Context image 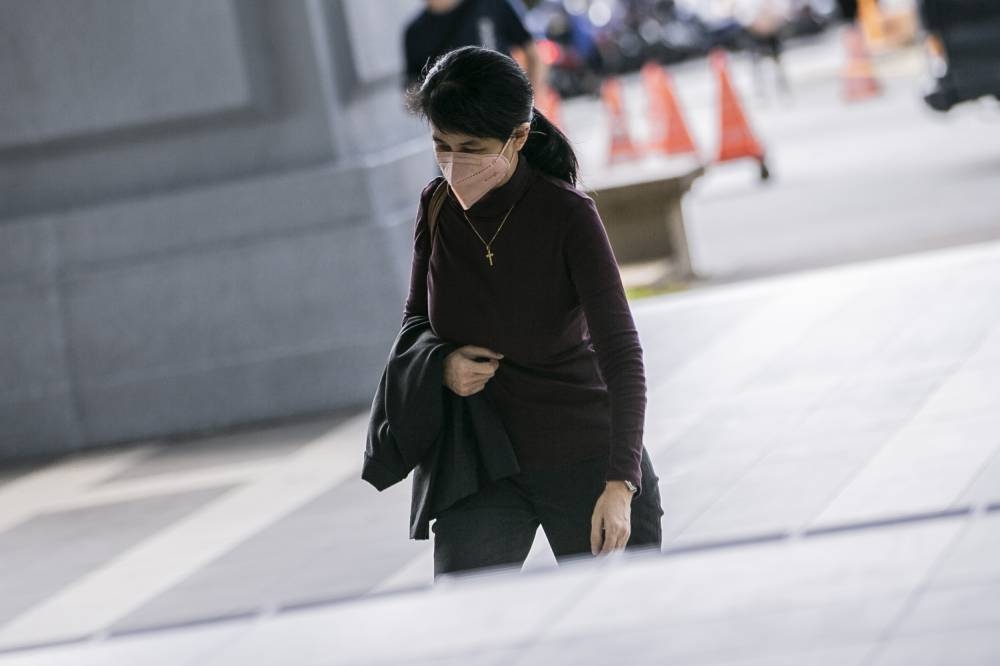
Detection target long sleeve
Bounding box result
[564,196,647,494]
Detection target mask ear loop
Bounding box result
[500,134,515,160]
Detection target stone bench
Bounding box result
[584,155,705,280]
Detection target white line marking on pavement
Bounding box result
[40,459,281,512]
[0,413,369,650]
[0,444,164,534]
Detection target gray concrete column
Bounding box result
[0,0,432,457]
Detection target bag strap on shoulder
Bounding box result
[427,180,450,243]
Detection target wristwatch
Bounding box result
[623,480,638,494]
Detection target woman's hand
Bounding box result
[591,481,633,555]
[443,345,504,397]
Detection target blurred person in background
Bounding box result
[403,47,664,578]
[734,0,793,96]
[403,0,546,92]
[677,0,791,94]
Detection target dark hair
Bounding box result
[406,46,579,186]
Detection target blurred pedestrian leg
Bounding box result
[736,0,793,100]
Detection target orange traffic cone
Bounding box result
[711,50,769,180]
[857,0,885,50]
[601,77,642,165]
[841,26,882,102]
[641,62,699,158]
[537,86,564,131]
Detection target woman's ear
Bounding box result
[514,122,531,151]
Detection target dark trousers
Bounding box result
[432,446,664,579]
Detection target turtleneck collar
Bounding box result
[461,153,533,219]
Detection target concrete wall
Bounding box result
[0,0,431,458]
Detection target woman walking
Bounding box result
[403,46,663,578]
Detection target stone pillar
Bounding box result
[0,0,431,457]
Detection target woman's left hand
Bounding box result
[590,481,633,556]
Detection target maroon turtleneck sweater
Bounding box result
[403,156,647,494]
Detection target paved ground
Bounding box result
[1,237,998,664]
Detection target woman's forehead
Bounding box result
[430,126,493,144]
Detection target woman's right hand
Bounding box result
[443,345,504,397]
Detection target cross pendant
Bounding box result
[485,247,495,267]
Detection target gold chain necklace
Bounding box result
[459,201,517,267]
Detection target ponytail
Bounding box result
[524,108,579,186]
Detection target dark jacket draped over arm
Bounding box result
[363,315,520,539]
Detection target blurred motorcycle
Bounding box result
[918,0,1000,111]
[526,0,605,97]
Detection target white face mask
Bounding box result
[435,136,514,210]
